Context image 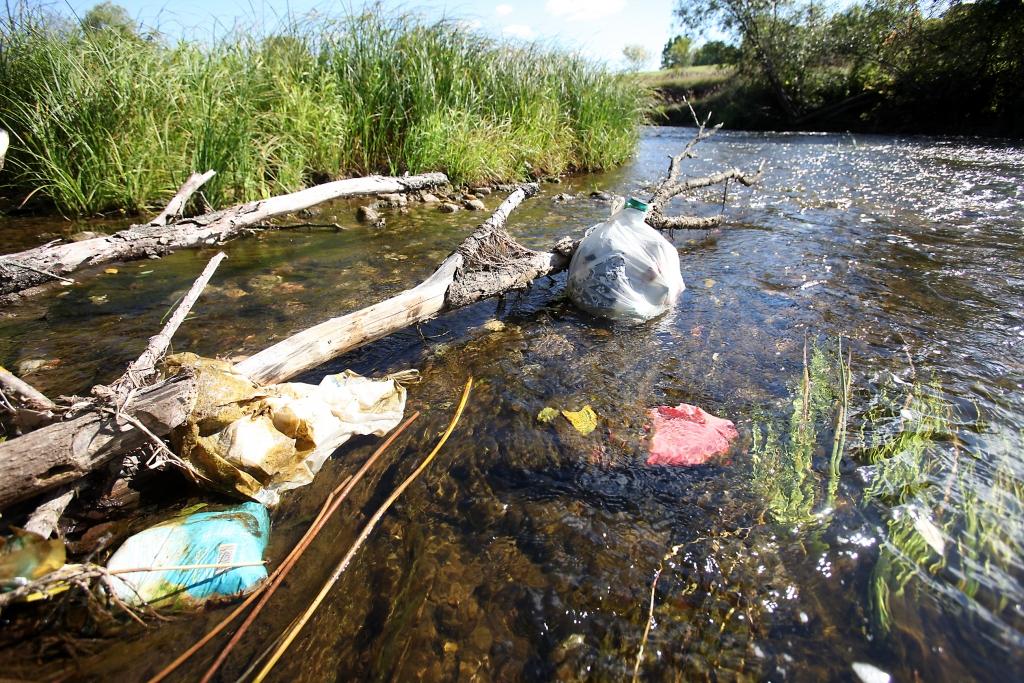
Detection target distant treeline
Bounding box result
[660,0,1023,136]
[0,4,642,216]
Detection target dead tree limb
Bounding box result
[0,376,196,510]
[0,183,555,510]
[0,366,55,412]
[0,172,449,303]
[0,366,56,432]
[236,183,556,383]
[646,99,764,231]
[112,252,226,397]
[23,488,76,538]
[148,170,216,227]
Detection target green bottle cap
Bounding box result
[625,197,649,212]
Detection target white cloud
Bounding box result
[495,4,514,16]
[545,0,625,22]
[502,24,537,40]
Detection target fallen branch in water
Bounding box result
[0,367,54,413]
[0,365,57,434]
[0,171,449,303]
[0,184,541,511]
[646,98,764,231]
[147,170,216,227]
[110,251,226,401]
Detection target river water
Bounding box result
[1,127,1022,681]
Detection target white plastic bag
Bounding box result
[566,198,685,322]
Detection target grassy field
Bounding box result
[0,9,644,216]
[637,66,739,126]
[638,65,734,95]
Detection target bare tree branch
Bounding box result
[148,170,216,227]
[646,98,765,231]
[111,252,226,398]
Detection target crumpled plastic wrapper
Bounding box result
[164,354,411,506]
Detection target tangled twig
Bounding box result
[646,98,765,232]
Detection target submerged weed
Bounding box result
[859,381,1024,641]
[750,340,844,525]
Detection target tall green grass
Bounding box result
[0,8,643,216]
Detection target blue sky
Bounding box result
[58,0,712,70]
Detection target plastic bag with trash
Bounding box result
[106,502,269,609]
[566,197,685,322]
[0,528,65,590]
[166,354,412,506]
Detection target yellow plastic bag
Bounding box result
[166,354,411,506]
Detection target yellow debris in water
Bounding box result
[104,268,118,274]
[537,407,559,423]
[561,405,598,435]
[704,278,715,288]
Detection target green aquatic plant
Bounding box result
[0,7,643,215]
[750,340,845,525]
[862,382,1024,638]
[861,382,953,506]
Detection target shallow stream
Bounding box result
[1,126,1022,681]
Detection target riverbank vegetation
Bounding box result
[0,5,643,216]
[650,0,1023,136]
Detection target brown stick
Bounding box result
[193,412,420,683]
[646,97,764,231]
[23,488,76,538]
[0,171,449,302]
[0,366,55,412]
[632,565,663,683]
[113,251,226,395]
[148,170,216,227]
[0,366,57,434]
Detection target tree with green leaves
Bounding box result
[675,0,807,120]
[82,2,138,39]
[691,40,740,66]
[661,35,693,69]
[622,44,651,72]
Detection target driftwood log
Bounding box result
[0,172,448,303]
[0,184,569,510]
[0,365,56,432]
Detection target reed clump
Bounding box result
[0,7,643,216]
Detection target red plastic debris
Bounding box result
[647,404,738,466]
